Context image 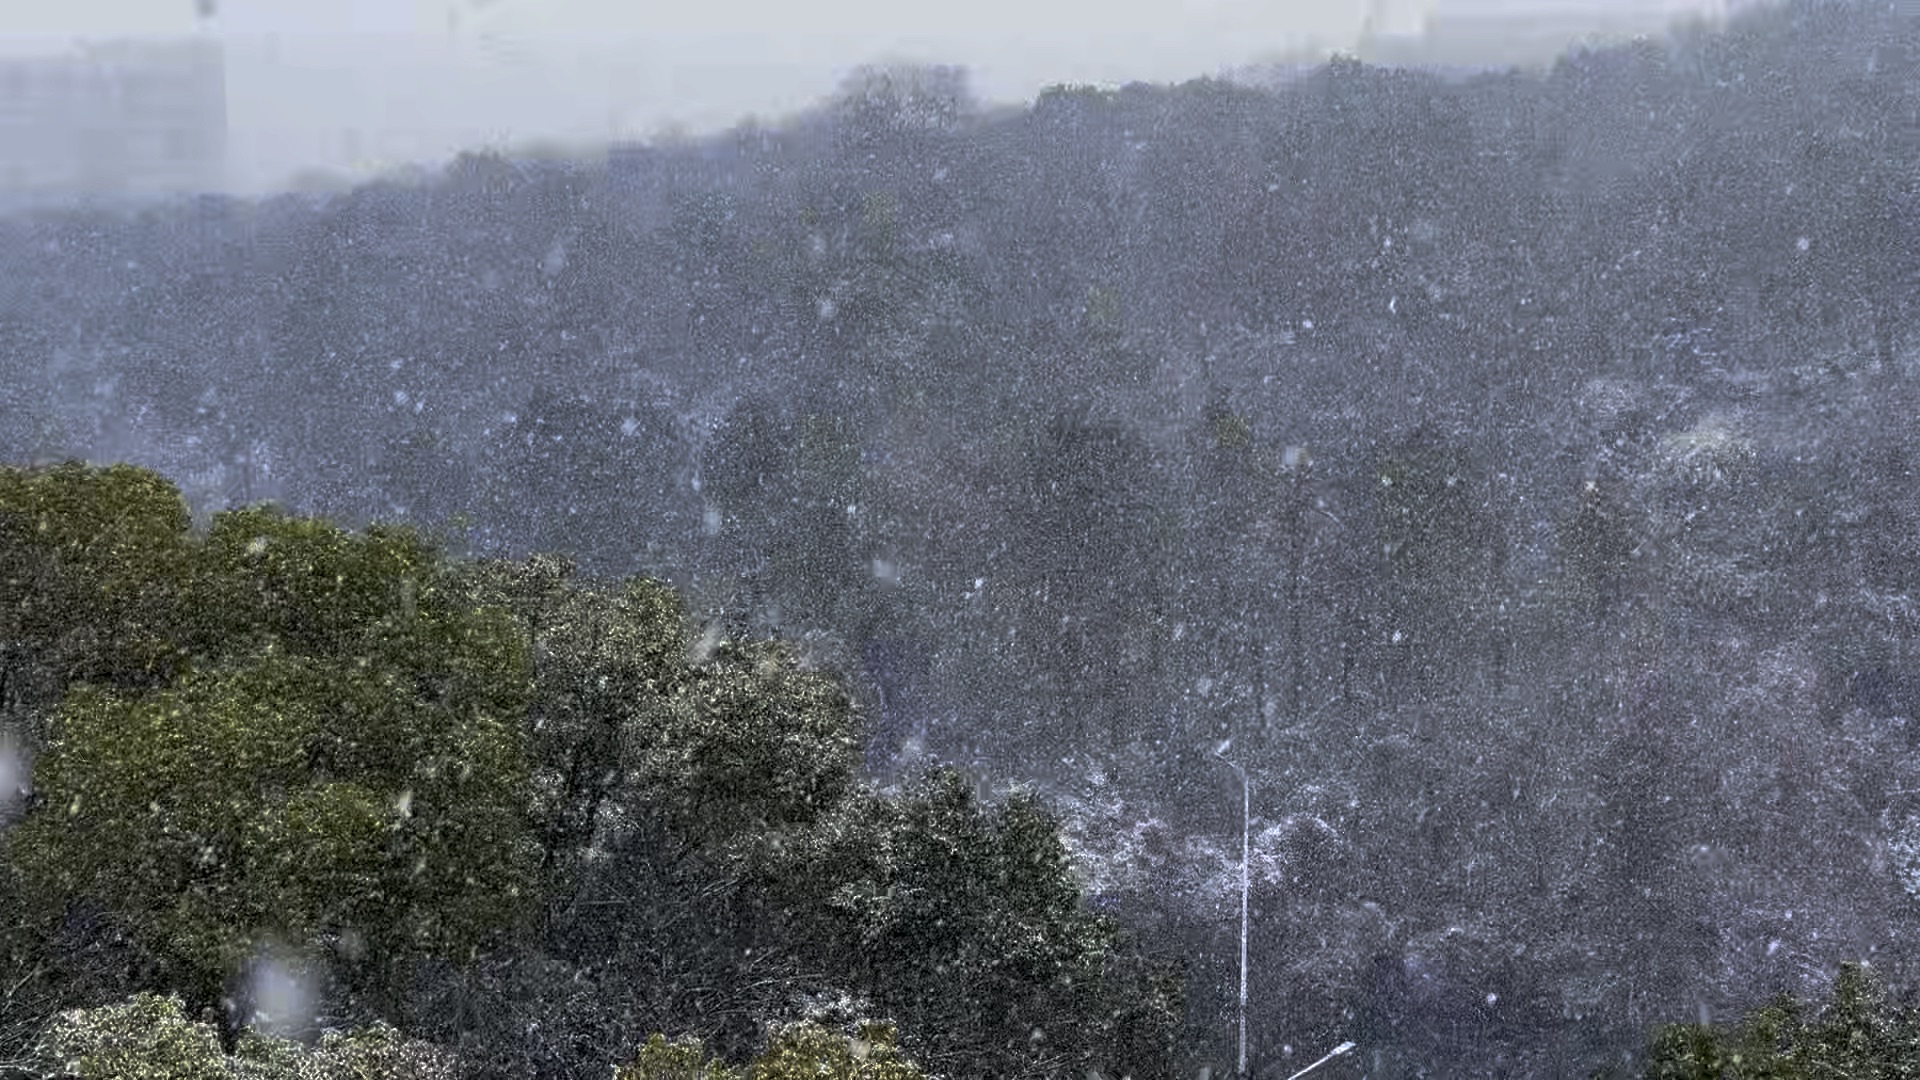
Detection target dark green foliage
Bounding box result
[997,412,1176,753]
[1,464,538,1022]
[10,652,535,1001]
[445,555,688,909]
[1372,424,1495,587]
[763,769,1182,1079]
[35,993,231,1080]
[1561,478,1637,618]
[0,472,1177,1080]
[651,638,859,852]
[23,991,462,1079]
[616,1033,740,1080]
[701,401,868,628]
[1642,963,1920,1079]
[613,1022,927,1080]
[471,389,691,572]
[440,554,1173,1079]
[0,463,198,728]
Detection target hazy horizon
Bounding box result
[3,0,1739,194]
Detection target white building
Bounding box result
[0,37,227,205]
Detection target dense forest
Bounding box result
[0,463,1181,1079]
[6,0,1920,1075]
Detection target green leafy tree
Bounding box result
[764,769,1182,1079]
[1,464,1177,1080]
[1560,477,1636,620]
[10,654,533,1003]
[749,1022,924,1080]
[27,991,461,1079]
[3,476,536,1014]
[446,554,691,925]
[616,1034,737,1080]
[1641,963,1920,1079]
[389,561,869,1074]
[0,463,198,740]
[35,992,228,1080]
[700,402,869,630]
[614,1022,925,1080]
[645,639,859,858]
[1000,413,1175,755]
[447,551,853,888]
[1370,424,1510,696]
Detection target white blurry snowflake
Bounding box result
[0,731,26,809]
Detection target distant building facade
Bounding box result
[1356,0,1737,71]
[0,37,227,205]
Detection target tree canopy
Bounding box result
[0,463,1180,1080]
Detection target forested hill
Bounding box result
[4,0,1920,1073]
[1,0,1914,767]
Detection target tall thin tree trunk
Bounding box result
[1282,452,1313,723]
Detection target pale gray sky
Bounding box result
[2,0,1732,192]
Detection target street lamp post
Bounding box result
[1215,743,1250,1077]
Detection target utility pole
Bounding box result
[1215,742,1250,1076]
[1212,749,1356,1080]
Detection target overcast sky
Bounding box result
[4,0,1733,192]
